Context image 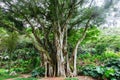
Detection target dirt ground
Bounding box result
[6,74,96,80]
[42,76,95,80]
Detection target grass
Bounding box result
[0,69,38,80]
[0,74,18,80]
[15,78,37,80]
[0,69,18,80]
[65,77,78,80]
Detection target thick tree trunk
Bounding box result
[55,27,66,77]
[56,38,66,77]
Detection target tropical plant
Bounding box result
[81,58,120,80]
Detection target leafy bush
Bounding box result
[103,68,115,79]
[95,43,107,54]
[13,59,31,73]
[104,58,120,80]
[82,65,104,78]
[12,47,41,73]
[101,51,120,61]
[78,53,99,66]
[11,68,24,73]
[31,67,45,77]
[81,58,120,80]
[0,69,18,80]
[78,52,120,66]
[104,58,120,68]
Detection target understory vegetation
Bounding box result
[1,29,120,80]
[0,0,120,80]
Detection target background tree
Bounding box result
[0,31,18,71]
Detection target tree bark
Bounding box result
[55,26,66,77]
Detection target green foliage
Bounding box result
[68,26,100,54]
[0,0,118,78]
[11,39,41,73]
[0,74,18,80]
[1,32,41,73]
[84,25,100,43]
[104,68,115,78]
[81,58,120,80]
[82,35,120,55]
[12,48,41,73]
[105,58,120,68]
[31,67,45,77]
[95,43,107,54]
[78,53,97,66]
[0,69,8,74]
[104,58,120,80]
[65,77,78,80]
[77,52,120,79]
[1,31,19,52]
[0,69,18,80]
[78,53,92,60]
[78,51,120,66]
[68,26,100,47]
[101,51,120,61]
[0,28,7,37]
[13,48,39,60]
[0,0,108,77]
[0,31,19,71]
[11,68,24,73]
[13,59,32,73]
[15,78,37,80]
[82,65,103,78]
[81,65,115,79]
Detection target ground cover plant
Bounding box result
[0,69,18,80]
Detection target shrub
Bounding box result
[82,65,104,78]
[78,52,120,67]
[104,58,120,80]
[11,68,24,73]
[101,51,120,61]
[31,67,45,77]
[104,58,120,68]
[95,43,107,54]
[81,58,120,80]
[0,69,18,80]
[103,68,115,79]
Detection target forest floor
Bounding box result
[6,74,95,80]
[41,76,95,80]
